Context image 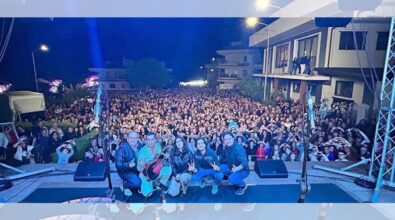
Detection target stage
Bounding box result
[1,162,395,203]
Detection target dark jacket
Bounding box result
[194,147,218,170]
[115,141,139,174]
[220,142,250,173]
[169,147,194,175]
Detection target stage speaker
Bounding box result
[74,162,108,181]
[254,160,288,178]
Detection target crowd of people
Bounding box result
[0,87,376,168]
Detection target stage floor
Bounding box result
[1,162,395,203]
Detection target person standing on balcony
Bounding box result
[290,57,301,75]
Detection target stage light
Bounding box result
[40,44,49,52]
[0,83,12,94]
[179,80,207,87]
[82,75,99,88]
[212,57,215,62]
[246,17,259,28]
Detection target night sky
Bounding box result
[0,18,269,90]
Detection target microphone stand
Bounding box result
[297,91,312,203]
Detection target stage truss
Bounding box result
[314,17,395,202]
[369,17,395,202]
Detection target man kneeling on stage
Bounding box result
[137,132,172,197]
[191,137,222,195]
[218,132,250,196]
[115,131,142,196]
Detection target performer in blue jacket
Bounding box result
[218,132,250,196]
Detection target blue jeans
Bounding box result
[119,172,141,189]
[218,164,249,188]
[191,168,222,184]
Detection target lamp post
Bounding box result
[255,0,282,10]
[32,44,49,92]
[246,17,271,101]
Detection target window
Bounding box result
[339,31,367,50]
[243,56,248,63]
[298,35,318,59]
[293,83,300,93]
[308,85,317,94]
[376,32,389,50]
[109,83,116,89]
[335,81,353,98]
[275,44,289,68]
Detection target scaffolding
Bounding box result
[369,17,395,202]
[314,17,395,202]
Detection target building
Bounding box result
[88,67,131,91]
[249,18,390,109]
[206,42,262,90]
[88,60,132,91]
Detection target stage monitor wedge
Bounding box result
[254,160,289,178]
[74,162,108,181]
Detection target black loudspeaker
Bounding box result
[74,162,108,181]
[254,160,288,178]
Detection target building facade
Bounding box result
[88,67,131,91]
[206,42,262,90]
[249,18,390,109]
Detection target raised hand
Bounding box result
[231,164,238,173]
[210,162,220,171]
[129,158,136,168]
[188,161,195,172]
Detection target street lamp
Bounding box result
[255,0,281,11]
[246,17,271,101]
[32,44,49,92]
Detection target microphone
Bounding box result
[306,91,315,130]
[94,85,103,124]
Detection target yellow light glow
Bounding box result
[246,17,259,27]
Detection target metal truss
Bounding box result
[369,17,395,202]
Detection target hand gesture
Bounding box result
[129,159,136,168]
[210,162,220,171]
[231,164,238,173]
[188,161,195,172]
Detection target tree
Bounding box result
[126,58,171,88]
[238,74,264,103]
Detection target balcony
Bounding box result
[218,73,241,81]
[253,73,330,81]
